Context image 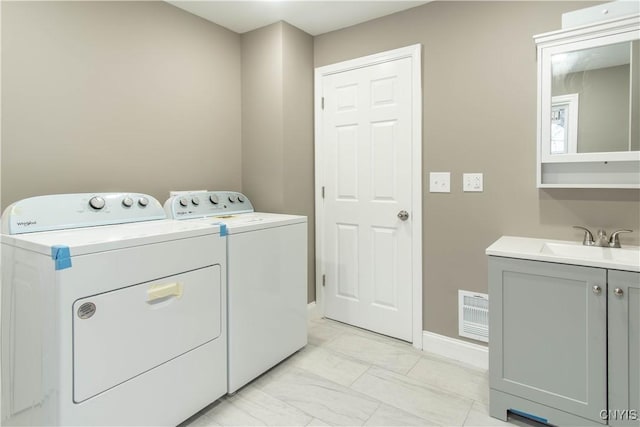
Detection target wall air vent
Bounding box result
[458,290,489,343]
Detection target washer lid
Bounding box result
[207,212,307,233]
[1,219,221,257]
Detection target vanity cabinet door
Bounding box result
[608,270,640,427]
[489,257,607,424]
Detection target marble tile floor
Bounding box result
[181,318,538,427]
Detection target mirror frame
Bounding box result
[535,14,640,188]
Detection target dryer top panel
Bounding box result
[164,191,254,219]
[1,193,166,235]
[1,219,221,257]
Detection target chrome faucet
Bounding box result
[573,226,633,248]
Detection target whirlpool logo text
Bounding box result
[16,221,37,227]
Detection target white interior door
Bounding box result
[317,48,419,342]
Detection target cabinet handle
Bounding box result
[592,285,602,295]
[613,287,624,297]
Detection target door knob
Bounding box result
[397,210,409,221]
[614,287,624,297]
[592,285,602,295]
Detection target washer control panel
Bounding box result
[1,193,166,235]
[164,191,254,219]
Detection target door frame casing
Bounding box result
[314,44,423,349]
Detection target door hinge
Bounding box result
[321,97,325,110]
[322,274,326,287]
[321,186,325,199]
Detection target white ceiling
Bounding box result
[166,1,430,36]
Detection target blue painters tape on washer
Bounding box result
[219,223,228,237]
[51,245,72,270]
[509,409,548,424]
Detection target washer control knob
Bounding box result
[122,197,134,208]
[238,195,245,203]
[209,194,219,205]
[192,197,200,206]
[228,194,238,203]
[89,196,106,210]
[179,197,189,207]
[138,197,149,208]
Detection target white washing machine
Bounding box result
[1,193,227,426]
[164,191,307,393]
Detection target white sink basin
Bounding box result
[541,242,640,265]
[486,236,640,271]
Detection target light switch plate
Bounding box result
[429,172,450,193]
[463,173,483,192]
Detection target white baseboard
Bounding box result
[422,331,488,370]
[307,301,321,321]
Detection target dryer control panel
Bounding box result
[1,193,166,235]
[164,191,254,219]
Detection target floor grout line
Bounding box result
[360,400,383,427]
[461,398,475,427]
[403,352,423,376]
[346,362,374,388]
[183,318,524,427]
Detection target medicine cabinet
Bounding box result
[535,14,640,188]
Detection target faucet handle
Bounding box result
[573,226,595,246]
[609,229,632,248]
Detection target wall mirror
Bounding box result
[550,41,639,157]
[535,15,640,188]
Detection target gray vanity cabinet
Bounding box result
[489,256,608,426]
[608,270,640,427]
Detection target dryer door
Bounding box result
[72,265,221,402]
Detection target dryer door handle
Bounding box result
[146,282,183,303]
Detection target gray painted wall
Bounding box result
[314,1,640,341]
[1,1,242,208]
[241,22,315,302]
[241,23,285,213]
[2,1,638,342]
[282,23,316,303]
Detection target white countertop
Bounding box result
[486,236,640,272]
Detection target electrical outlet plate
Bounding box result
[429,172,450,193]
[463,173,483,192]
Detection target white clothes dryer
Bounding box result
[1,193,227,426]
[165,191,307,393]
